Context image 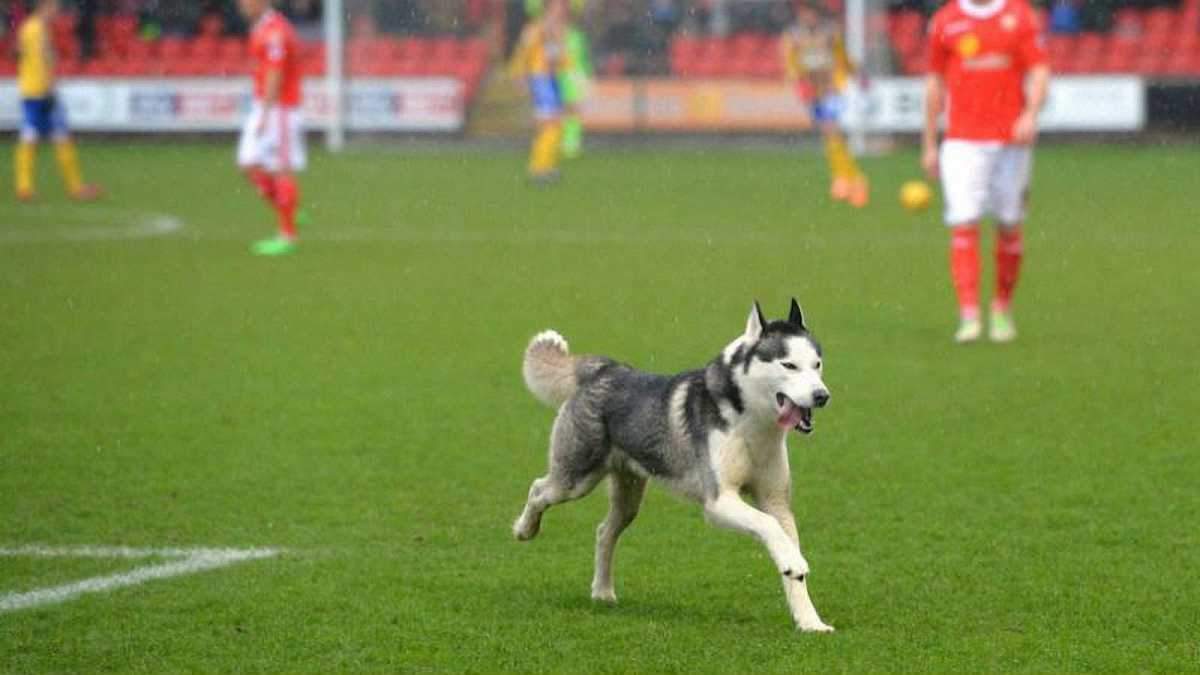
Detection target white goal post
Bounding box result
[323,0,345,152]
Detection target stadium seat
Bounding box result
[188,37,221,63]
[400,37,433,62]
[1100,36,1138,72]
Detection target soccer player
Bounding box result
[236,0,305,256]
[14,0,101,202]
[781,2,868,208]
[510,0,570,184]
[525,0,591,158]
[923,0,1050,343]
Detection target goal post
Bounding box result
[323,0,346,152]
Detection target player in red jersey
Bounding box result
[237,0,305,256]
[922,0,1050,343]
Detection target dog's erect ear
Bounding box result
[788,298,808,331]
[744,301,767,340]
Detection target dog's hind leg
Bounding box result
[591,470,647,603]
[513,410,608,541]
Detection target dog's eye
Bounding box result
[814,360,822,370]
[780,362,798,370]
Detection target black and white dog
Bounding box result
[514,300,834,632]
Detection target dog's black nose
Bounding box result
[812,390,830,408]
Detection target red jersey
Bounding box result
[927,0,1047,142]
[249,10,302,108]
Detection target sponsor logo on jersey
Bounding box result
[961,53,1014,70]
[957,34,981,57]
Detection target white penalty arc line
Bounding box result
[0,545,281,613]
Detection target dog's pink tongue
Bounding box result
[777,400,804,430]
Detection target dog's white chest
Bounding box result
[709,428,785,491]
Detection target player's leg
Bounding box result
[527,76,563,182]
[238,104,276,204]
[15,99,42,201]
[817,95,867,207]
[44,96,100,200]
[941,140,993,343]
[559,72,585,159]
[821,123,852,202]
[987,145,1033,342]
[252,108,303,256]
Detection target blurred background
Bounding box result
[0,0,1195,143]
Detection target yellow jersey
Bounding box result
[18,15,55,98]
[780,21,853,94]
[509,21,568,79]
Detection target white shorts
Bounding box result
[939,139,1032,227]
[236,103,306,173]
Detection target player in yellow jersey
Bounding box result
[509,0,569,184]
[781,2,868,207]
[14,0,101,202]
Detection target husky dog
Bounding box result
[513,299,834,632]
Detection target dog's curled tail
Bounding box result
[523,330,576,408]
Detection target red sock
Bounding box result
[272,174,299,239]
[245,167,275,202]
[950,225,980,320]
[994,227,1024,312]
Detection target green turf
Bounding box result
[0,141,1197,671]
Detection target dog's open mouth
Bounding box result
[775,393,814,434]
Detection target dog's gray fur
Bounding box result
[514,299,835,632]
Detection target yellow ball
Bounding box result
[899,180,933,212]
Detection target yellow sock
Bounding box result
[529,124,562,175]
[824,132,860,181]
[54,141,84,195]
[15,142,36,196]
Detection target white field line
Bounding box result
[0,546,280,613]
[0,210,183,243]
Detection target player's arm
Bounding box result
[1012,64,1049,145]
[1012,9,1050,145]
[833,34,855,77]
[780,35,800,82]
[508,27,532,81]
[922,16,946,178]
[922,73,944,179]
[262,67,283,108]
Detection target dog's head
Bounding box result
[722,299,829,435]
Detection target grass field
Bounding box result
[1,141,1197,672]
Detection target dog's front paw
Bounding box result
[796,619,835,633]
[779,552,810,581]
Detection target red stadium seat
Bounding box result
[400,38,433,62]
[463,38,488,62]
[188,37,221,62]
[82,59,118,76]
[731,33,766,59]
[430,37,462,60]
[156,38,187,61]
[749,53,782,78]
[1133,50,1167,75]
[1099,37,1138,72]
[691,57,723,78]
[58,58,81,76]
